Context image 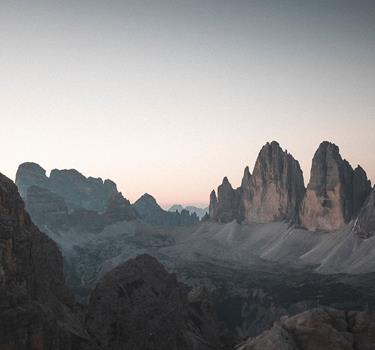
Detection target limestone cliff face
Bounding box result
[244,141,305,223]
[209,142,305,224]
[300,142,371,231]
[354,187,375,239]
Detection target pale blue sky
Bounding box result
[1,0,374,207]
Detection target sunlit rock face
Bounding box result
[300,142,371,231]
[209,141,305,224]
[243,141,305,223]
[354,187,375,239]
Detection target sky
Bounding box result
[1,0,374,208]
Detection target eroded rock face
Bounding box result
[0,173,91,349]
[85,254,224,350]
[209,142,305,224]
[300,142,371,231]
[244,141,305,223]
[237,307,375,350]
[354,187,375,239]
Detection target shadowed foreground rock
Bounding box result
[236,307,375,350]
[85,254,227,350]
[0,173,93,349]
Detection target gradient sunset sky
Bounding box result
[1,0,374,208]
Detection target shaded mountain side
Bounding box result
[0,172,232,349]
[300,141,372,231]
[16,162,118,213]
[24,185,137,232]
[0,172,93,349]
[133,193,199,227]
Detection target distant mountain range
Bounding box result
[168,204,208,219]
[5,140,375,350]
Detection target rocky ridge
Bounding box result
[133,193,199,227]
[209,141,372,232]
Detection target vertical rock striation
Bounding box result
[300,142,371,231]
[244,141,305,223]
[209,141,305,224]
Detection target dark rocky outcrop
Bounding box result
[209,142,305,224]
[300,142,371,231]
[0,172,92,349]
[133,193,199,227]
[354,187,375,239]
[237,307,375,350]
[85,254,225,350]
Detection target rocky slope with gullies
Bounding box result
[0,172,93,349]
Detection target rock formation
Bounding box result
[49,169,118,212]
[85,254,224,350]
[15,162,49,198]
[354,187,375,239]
[244,141,305,223]
[16,162,118,213]
[0,172,92,349]
[133,193,199,227]
[209,177,242,223]
[237,307,375,350]
[209,141,305,224]
[300,142,371,231]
